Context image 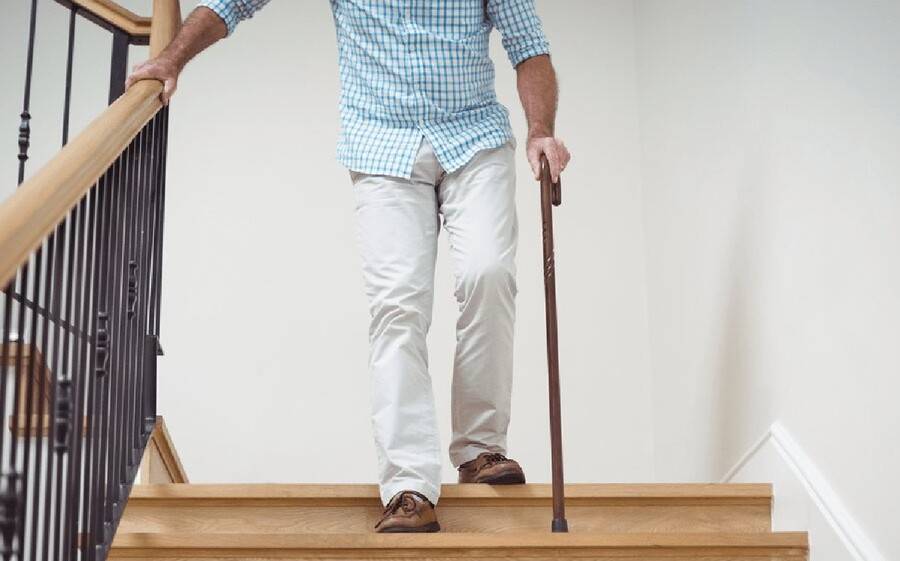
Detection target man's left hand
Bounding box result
[527,136,570,183]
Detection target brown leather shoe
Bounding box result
[457,452,526,484]
[374,490,441,533]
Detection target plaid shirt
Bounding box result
[198,0,550,177]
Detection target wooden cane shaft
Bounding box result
[539,155,567,530]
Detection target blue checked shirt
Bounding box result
[198,0,550,178]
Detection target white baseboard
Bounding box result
[721,421,885,561]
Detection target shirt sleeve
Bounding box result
[198,0,272,36]
[486,0,551,67]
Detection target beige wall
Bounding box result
[636,0,899,558]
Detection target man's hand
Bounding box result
[515,55,568,183]
[527,136,570,183]
[123,6,228,105]
[125,56,182,105]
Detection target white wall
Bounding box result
[1,1,654,487]
[635,0,899,558]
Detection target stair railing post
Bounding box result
[538,154,568,533]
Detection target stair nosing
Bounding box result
[127,483,772,507]
[111,531,808,553]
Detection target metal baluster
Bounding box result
[56,198,84,560]
[32,228,61,560]
[0,283,15,561]
[99,140,128,556]
[0,470,20,561]
[138,115,155,444]
[151,108,170,340]
[17,0,39,185]
[105,137,130,532]
[145,110,168,435]
[30,224,61,561]
[9,2,42,547]
[43,213,71,560]
[83,166,114,561]
[0,278,18,561]
[86,32,129,556]
[62,6,77,146]
[5,261,32,561]
[107,30,129,105]
[141,114,161,436]
[68,185,100,561]
[117,129,142,488]
[20,242,45,561]
[150,109,171,442]
[103,100,127,555]
[90,164,117,561]
[129,119,154,476]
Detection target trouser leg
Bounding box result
[438,142,519,468]
[351,143,444,506]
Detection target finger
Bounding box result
[126,62,148,85]
[161,78,177,106]
[125,73,139,90]
[559,143,571,170]
[527,146,541,180]
[545,145,562,182]
[125,67,151,90]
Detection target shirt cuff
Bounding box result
[198,0,240,36]
[506,39,551,68]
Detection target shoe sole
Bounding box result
[377,522,441,533]
[476,471,526,485]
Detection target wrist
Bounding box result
[527,128,554,140]
[158,48,186,72]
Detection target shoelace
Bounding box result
[458,452,513,472]
[481,453,510,467]
[379,491,426,519]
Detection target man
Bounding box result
[127,0,570,533]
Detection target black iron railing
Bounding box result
[0,2,171,560]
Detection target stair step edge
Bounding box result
[112,531,808,550]
[128,483,773,506]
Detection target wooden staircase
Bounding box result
[3,361,808,559]
[112,483,808,560]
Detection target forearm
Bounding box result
[158,7,227,69]
[516,54,569,181]
[516,54,558,139]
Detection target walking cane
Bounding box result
[538,154,568,533]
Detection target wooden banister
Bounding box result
[151,0,183,57]
[70,0,152,38]
[0,0,182,289]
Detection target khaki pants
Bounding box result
[351,138,518,505]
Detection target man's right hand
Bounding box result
[123,6,230,105]
[125,56,182,105]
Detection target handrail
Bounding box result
[69,0,153,38]
[0,0,181,289]
[150,0,183,57]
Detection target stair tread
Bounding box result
[113,531,808,547]
[128,483,772,505]
[112,531,808,552]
